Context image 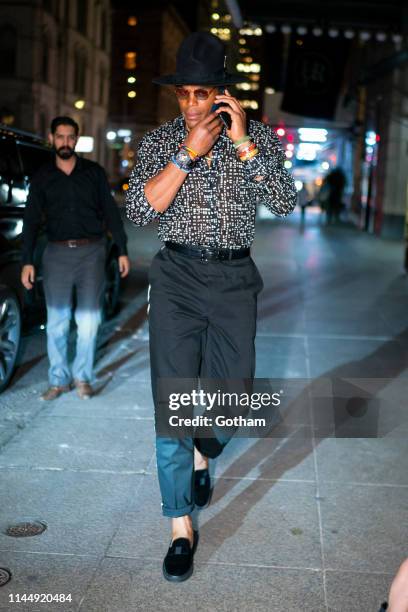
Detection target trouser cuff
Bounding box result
[194,435,225,459]
[161,502,195,518]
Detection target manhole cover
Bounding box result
[4,520,47,538]
[0,568,11,587]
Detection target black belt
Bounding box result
[50,238,102,248]
[165,241,250,262]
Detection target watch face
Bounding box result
[177,148,194,168]
[179,150,190,163]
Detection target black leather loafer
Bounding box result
[194,468,213,508]
[162,530,199,582]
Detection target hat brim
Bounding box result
[152,72,247,86]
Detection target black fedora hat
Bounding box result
[152,32,244,86]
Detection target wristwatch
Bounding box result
[172,147,197,172]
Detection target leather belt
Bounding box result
[165,241,250,262]
[50,238,102,248]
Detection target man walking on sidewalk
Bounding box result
[21,116,130,400]
[126,32,297,581]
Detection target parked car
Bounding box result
[0,125,122,393]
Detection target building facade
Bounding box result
[0,0,111,165]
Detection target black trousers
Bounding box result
[148,245,263,517]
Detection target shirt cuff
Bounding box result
[241,151,270,181]
[126,190,161,225]
[117,245,128,256]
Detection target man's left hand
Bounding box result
[214,89,247,143]
[118,255,130,278]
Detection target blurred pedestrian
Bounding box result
[126,32,297,582]
[21,116,130,400]
[320,167,346,224]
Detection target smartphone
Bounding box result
[211,86,232,130]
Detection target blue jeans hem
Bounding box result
[161,503,195,518]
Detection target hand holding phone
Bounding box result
[211,87,232,130]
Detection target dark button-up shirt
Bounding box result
[125,114,297,248]
[22,155,128,265]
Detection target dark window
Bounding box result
[65,0,70,25]
[43,0,53,13]
[77,0,87,34]
[73,50,86,96]
[39,112,48,138]
[0,25,17,78]
[0,137,24,206]
[41,34,49,83]
[99,67,105,105]
[100,9,107,50]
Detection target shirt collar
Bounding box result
[52,153,81,173]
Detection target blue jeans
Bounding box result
[42,240,106,386]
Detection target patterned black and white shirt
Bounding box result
[126,114,297,248]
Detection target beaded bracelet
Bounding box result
[240,148,259,162]
[233,135,251,148]
[237,142,257,156]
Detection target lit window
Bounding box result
[236,82,259,91]
[127,16,137,26]
[211,27,230,41]
[236,62,261,73]
[124,52,137,70]
[240,99,259,110]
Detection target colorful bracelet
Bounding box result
[237,145,257,161]
[240,148,259,162]
[237,142,257,156]
[233,135,251,148]
[181,144,200,160]
[236,141,253,153]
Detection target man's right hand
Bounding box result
[184,112,223,157]
[21,265,35,290]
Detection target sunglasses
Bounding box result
[174,87,215,101]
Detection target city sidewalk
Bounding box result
[0,211,407,611]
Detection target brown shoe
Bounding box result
[40,385,71,401]
[74,380,93,400]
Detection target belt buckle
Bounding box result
[68,240,77,248]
